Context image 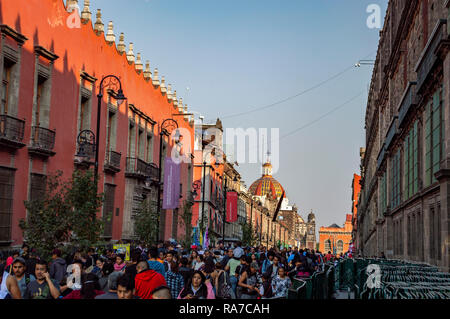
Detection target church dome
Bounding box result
[308,211,316,223]
[249,161,285,200]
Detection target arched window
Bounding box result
[325,239,331,252]
[337,240,344,254]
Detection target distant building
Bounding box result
[319,214,352,255]
[351,174,361,251]
[249,158,316,248]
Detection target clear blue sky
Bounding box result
[86,0,388,235]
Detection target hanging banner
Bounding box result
[203,227,209,250]
[226,191,238,223]
[162,157,181,210]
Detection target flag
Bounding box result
[199,228,203,247]
[193,227,200,246]
[226,192,238,222]
[272,191,285,222]
[203,227,209,250]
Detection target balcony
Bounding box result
[397,82,417,128]
[415,19,450,93]
[125,157,159,181]
[104,150,121,174]
[28,126,56,157]
[385,116,398,151]
[0,114,25,149]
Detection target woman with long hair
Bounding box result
[178,270,215,299]
[238,262,260,299]
[189,250,199,269]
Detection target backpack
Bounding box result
[214,270,233,299]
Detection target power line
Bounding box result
[220,51,376,120]
[280,91,364,140]
[239,91,364,156]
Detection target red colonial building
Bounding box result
[0,0,195,248]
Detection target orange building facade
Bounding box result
[351,174,361,250]
[0,0,195,248]
[318,214,353,255]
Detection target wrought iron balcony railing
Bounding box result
[0,114,25,149]
[104,150,121,173]
[30,126,56,154]
[126,157,159,181]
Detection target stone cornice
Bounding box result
[0,24,28,45]
[80,71,97,83]
[34,45,59,62]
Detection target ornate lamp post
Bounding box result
[94,75,126,187]
[156,118,179,242]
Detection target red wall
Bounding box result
[0,0,195,246]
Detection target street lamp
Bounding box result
[156,118,179,242]
[95,75,127,187]
[355,60,375,67]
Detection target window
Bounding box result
[417,211,423,260]
[172,208,179,239]
[407,215,411,256]
[425,87,444,186]
[0,167,15,242]
[128,121,135,157]
[380,172,387,216]
[1,59,13,114]
[429,207,435,259]
[146,133,153,163]
[106,110,116,152]
[29,173,46,202]
[103,184,116,238]
[404,121,418,199]
[78,94,91,134]
[137,127,145,160]
[390,149,401,208]
[34,76,45,126]
[399,218,403,255]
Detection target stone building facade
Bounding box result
[357,0,450,271]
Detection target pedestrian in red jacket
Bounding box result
[134,261,167,299]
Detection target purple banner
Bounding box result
[162,157,181,210]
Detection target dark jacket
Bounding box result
[49,257,67,282]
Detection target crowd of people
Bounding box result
[0,241,346,300]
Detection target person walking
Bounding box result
[271,267,291,299]
[238,262,260,299]
[178,270,215,299]
[49,249,67,283]
[165,261,184,299]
